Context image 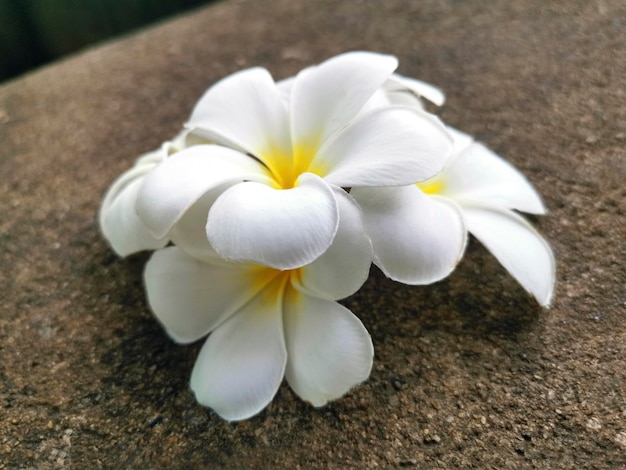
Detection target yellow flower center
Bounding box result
[417,177,446,195]
[260,140,326,189]
[252,266,302,309]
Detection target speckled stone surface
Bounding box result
[1,0,624,468]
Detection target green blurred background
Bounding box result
[0,0,212,83]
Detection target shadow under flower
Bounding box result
[348,237,542,346]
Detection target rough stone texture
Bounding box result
[1,0,624,468]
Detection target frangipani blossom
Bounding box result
[353,127,556,306]
[136,51,453,270]
[98,50,558,424]
[144,191,374,421]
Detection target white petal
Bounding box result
[135,147,168,166]
[355,89,393,115]
[207,173,339,270]
[167,129,193,153]
[318,107,452,187]
[351,185,467,285]
[190,282,287,421]
[169,128,213,151]
[445,126,476,156]
[100,149,163,231]
[290,51,398,150]
[276,75,295,104]
[99,133,191,256]
[187,67,291,167]
[280,74,393,116]
[384,74,446,107]
[100,171,167,257]
[462,204,555,306]
[438,129,546,214]
[284,292,373,407]
[295,188,372,300]
[144,247,264,344]
[136,145,271,239]
[168,186,229,263]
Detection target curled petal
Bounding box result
[462,204,555,306]
[168,128,213,151]
[144,247,264,344]
[290,51,398,150]
[207,173,339,270]
[359,89,394,115]
[284,291,373,407]
[384,74,446,107]
[100,149,164,231]
[439,128,546,214]
[318,107,453,187]
[445,126,476,156]
[136,145,271,239]
[99,132,196,256]
[101,178,168,256]
[100,162,167,256]
[295,188,372,300]
[169,186,230,263]
[352,186,467,285]
[190,283,287,421]
[187,67,291,164]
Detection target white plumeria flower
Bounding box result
[99,130,209,256]
[144,190,374,421]
[135,51,453,270]
[353,127,556,306]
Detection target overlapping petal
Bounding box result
[295,188,372,300]
[352,185,466,284]
[190,283,287,421]
[462,204,555,306]
[290,51,398,150]
[188,67,291,164]
[100,177,168,256]
[445,126,475,156]
[136,145,272,239]
[206,173,339,270]
[168,187,229,262]
[144,247,268,344]
[318,107,453,187]
[439,129,546,214]
[283,292,373,407]
[384,74,446,107]
[99,150,168,256]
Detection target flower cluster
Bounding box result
[100,52,555,421]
